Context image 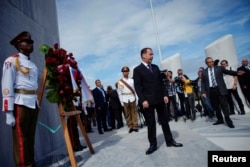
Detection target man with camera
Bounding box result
[174,69,186,116]
[165,71,179,122]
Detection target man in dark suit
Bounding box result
[107,84,124,129]
[133,47,183,155]
[201,57,244,128]
[237,58,250,104]
[92,79,111,134]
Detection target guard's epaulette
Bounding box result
[10,53,30,74]
[11,53,19,58]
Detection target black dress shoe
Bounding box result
[133,129,139,132]
[87,129,94,133]
[128,128,133,133]
[73,145,87,152]
[241,111,245,115]
[228,124,235,128]
[104,128,112,132]
[79,145,87,150]
[213,121,224,125]
[146,145,157,155]
[73,147,82,152]
[99,131,104,134]
[167,140,183,147]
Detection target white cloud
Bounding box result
[56,0,250,86]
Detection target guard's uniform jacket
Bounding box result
[2,53,38,111]
[117,78,137,104]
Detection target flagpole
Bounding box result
[149,0,162,63]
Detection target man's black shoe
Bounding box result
[79,145,87,150]
[167,140,183,147]
[99,131,104,134]
[213,121,224,125]
[129,128,133,133]
[145,145,157,155]
[228,124,235,128]
[87,129,94,133]
[133,129,139,132]
[73,145,87,152]
[104,128,112,132]
[73,147,82,152]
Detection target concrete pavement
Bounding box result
[36,112,250,167]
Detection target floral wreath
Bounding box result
[39,43,83,111]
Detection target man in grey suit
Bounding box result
[201,57,244,128]
[133,47,183,155]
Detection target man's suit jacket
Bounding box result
[133,63,167,105]
[201,65,237,96]
[92,87,106,108]
[107,90,122,110]
[237,65,250,88]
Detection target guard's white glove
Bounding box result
[6,111,16,126]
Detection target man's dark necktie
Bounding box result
[148,64,153,73]
[210,68,217,87]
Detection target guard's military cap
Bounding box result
[121,66,130,72]
[10,31,34,47]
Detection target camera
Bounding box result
[160,69,168,74]
[160,69,168,85]
[214,59,220,66]
[174,76,184,91]
[175,76,183,83]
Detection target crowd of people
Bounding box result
[2,31,250,165]
[84,57,249,133]
[80,50,250,155]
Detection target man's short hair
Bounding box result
[95,79,100,84]
[205,57,213,63]
[140,47,152,57]
[220,59,228,64]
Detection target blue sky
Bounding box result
[56,0,250,89]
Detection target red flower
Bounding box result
[53,49,59,55]
[45,57,51,64]
[59,49,67,57]
[68,53,73,57]
[54,43,59,49]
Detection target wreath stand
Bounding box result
[38,68,95,167]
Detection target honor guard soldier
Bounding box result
[1,31,39,167]
[117,66,139,133]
